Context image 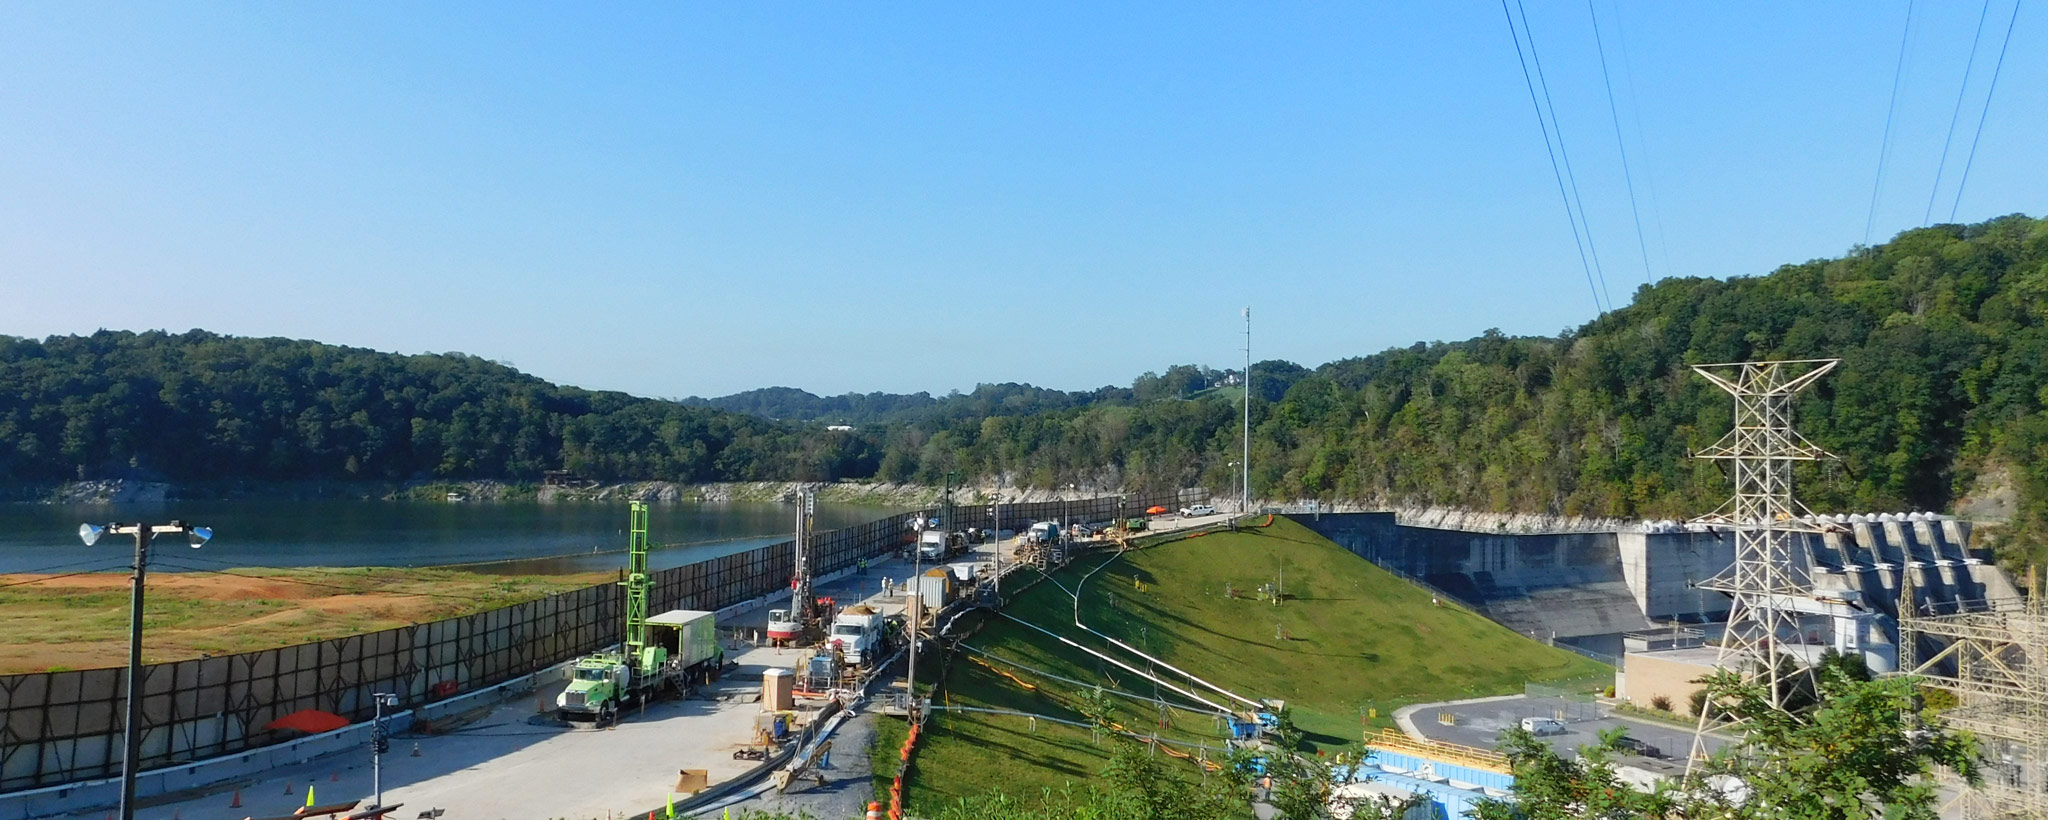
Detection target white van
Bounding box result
[1520,717,1567,736]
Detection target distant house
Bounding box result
[826,425,855,432]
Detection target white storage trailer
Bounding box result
[647,609,721,679]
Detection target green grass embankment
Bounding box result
[893,515,1608,811]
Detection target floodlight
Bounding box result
[79,523,106,547]
[188,526,212,547]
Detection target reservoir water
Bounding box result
[0,499,896,575]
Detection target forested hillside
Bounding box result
[5,216,2046,560]
[868,215,2048,557]
[0,333,879,483]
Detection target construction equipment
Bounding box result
[770,491,830,645]
[827,604,889,666]
[916,528,965,561]
[556,503,723,722]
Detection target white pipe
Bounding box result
[1070,547,1264,710]
[996,611,1232,714]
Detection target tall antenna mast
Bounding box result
[1686,359,1837,765]
[1242,306,1251,516]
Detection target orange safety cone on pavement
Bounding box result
[867,802,883,819]
[230,789,242,808]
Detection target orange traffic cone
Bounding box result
[284,781,293,795]
[331,771,339,782]
[230,789,242,808]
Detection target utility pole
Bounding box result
[371,692,397,811]
[75,520,212,820]
[907,516,924,712]
[1242,306,1252,516]
[991,496,1003,599]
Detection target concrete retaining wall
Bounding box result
[1304,512,2011,664]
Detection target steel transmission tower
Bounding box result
[1686,359,1838,760]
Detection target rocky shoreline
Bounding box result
[8,477,1185,508]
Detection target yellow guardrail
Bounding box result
[1363,728,1511,774]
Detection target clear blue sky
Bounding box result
[2,2,2041,397]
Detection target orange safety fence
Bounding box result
[889,720,922,820]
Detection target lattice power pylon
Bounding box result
[1687,359,1838,764]
[1902,569,2048,820]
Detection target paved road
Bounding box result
[1402,695,1727,776]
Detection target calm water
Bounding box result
[0,499,896,575]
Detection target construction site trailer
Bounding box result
[915,569,953,609]
[647,610,720,669]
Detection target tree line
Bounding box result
[0,331,880,484]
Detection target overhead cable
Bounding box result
[1517,0,1613,311]
[1864,0,1918,245]
[1949,0,2023,222]
[1499,0,1607,314]
[1924,0,1995,226]
[1607,0,1675,279]
[1587,0,1654,287]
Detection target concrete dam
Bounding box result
[1301,512,2013,662]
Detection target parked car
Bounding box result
[1611,735,1663,758]
[1520,717,1567,736]
[1180,504,1218,516]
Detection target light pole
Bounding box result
[76,520,212,820]
[1227,461,1239,514]
[1063,483,1077,538]
[371,692,398,811]
[907,516,925,713]
[990,496,1004,600]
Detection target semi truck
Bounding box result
[826,604,888,665]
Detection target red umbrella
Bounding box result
[262,709,350,734]
[1145,505,1168,515]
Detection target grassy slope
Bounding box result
[896,516,1608,810]
[0,567,608,673]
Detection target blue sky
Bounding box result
[2,2,2041,397]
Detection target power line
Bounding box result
[0,556,139,577]
[1607,0,1675,280]
[150,559,486,601]
[1586,0,1654,288]
[1950,0,2022,222]
[1864,0,1917,245]
[0,563,131,590]
[1518,0,1613,311]
[1499,0,1607,314]
[1924,0,1995,226]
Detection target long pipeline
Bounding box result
[1069,539,1264,711]
[994,610,1232,714]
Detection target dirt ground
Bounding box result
[0,567,608,674]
